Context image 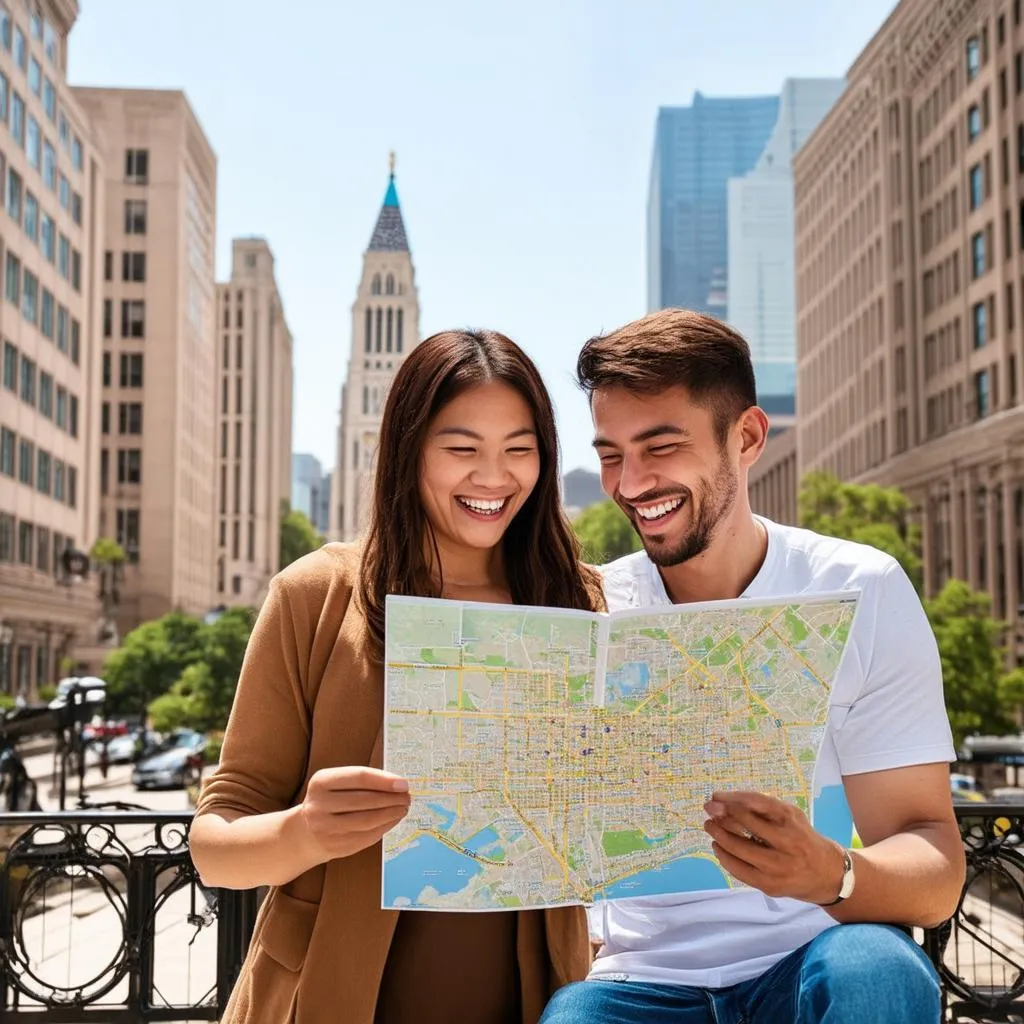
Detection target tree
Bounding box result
[572,500,642,564]
[280,500,324,570]
[798,472,922,591]
[924,581,1024,747]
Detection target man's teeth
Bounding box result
[458,497,507,514]
[635,498,683,521]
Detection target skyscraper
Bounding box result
[73,88,218,636]
[647,92,780,316]
[727,78,845,430]
[331,159,421,542]
[215,238,293,607]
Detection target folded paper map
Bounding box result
[382,591,859,911]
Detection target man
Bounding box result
[542,310,965,1024]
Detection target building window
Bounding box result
[371,273,381,296]
[103,250,112,281]
[124,149,148,185]
[36,449,50,494]
[6,166,21,223]
[115,508,140,562]
[121,300,145,338]
[10,90,22,146]
[57,233,68,278]
[70,319,79,365]
[975,368,991,417]
[970,163,985,210]
[4,251,18,305]
[396,308,403,352]
[385,274,395,295]
[42,77,55,122]
[67,466,77,508]
[118,402,143,435]
[0,513,11,563]
[101,401,109,434]
[0,426,13,476]
[967,36,981,80]
[364,307,371,352]
[71,191,81,225]
[39,371,52,417]
[53,459,63,502]
[1,340,13,391]
[117,448,141,484]
[0,8,9,52]
[21,269,37,324]
[22,191,37,243]
[43,20,56,64]
[18,438,33,485]
[124,199,146,235]
[17,522,32,566]
[19,355,34,405]
[55,386,66,428]
[122,251,145,282]
[42,141,55,190]
[69,394,78,438]
[120,353,143,387]
[973,300,988,347]
[25,114,38,170]
[40,289,53,339]
[102,298,112,338]
[972,230,987,277]
[71,249,80,291]
[71,136,82,171]
[40,213,54,261]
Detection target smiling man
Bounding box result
[540,310,965,1024]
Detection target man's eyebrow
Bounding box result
[592,424,690,448]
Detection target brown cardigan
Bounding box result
[195,543,594,1024]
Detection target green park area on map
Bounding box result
[381,592,858,911]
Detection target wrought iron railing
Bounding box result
[0,804,1022,1022]
[0,810,257,1022]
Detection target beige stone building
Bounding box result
[214,238,292,606]
[792,0,1024,652]
[72,87,218,639]
[0,0,106,696]
[331,162,421,541]
[749,427,799,527]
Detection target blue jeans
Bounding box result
[540,924,940,1024]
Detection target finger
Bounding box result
[316,766,410,792]
[705,819,779,871]
[709,805,790,849]
[711,841,765,887]
[708,791,790,824]
[325,804,410,835]
[321,789,412,814]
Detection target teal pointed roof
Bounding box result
[368,171,408,252]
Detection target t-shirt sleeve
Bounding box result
[194,574,311,820]
[833,560,956,776]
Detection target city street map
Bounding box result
[382,590,859,911]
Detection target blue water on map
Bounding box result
[605,661,651,702]
[600,856,729,898]
[812,784,855,846]
[426,802,457,831]
[464,827,501,854]
[384,835,482,906]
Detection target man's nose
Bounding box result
[617,456,656,501]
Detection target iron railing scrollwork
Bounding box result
[0,810,257,1022]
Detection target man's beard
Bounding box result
[626,454,739,568]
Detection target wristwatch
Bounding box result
[818,848,856,907]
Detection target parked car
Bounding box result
[130,730,206,790]
[47,676,107,710]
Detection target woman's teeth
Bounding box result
[457,497,507,516]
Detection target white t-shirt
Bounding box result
[587,515,956,989]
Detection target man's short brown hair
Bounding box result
[577,309,757,443]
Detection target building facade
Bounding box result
[728,78,846,431]
[215,238,292,607]
[72,87,217,637]
[793,0,1024,651]
[330,165,420,542]
[748,427,799,527]
[291,452,328,533]
[0,0,106,695]
[648,92,780,316]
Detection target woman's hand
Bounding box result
[297,766,412,863]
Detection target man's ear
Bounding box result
[738,406,769,467]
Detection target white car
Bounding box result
[48,676,107,709]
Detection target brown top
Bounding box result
[195,543,595,1024]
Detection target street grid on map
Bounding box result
[382,593,858,911]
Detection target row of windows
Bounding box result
[101,351,144,388]
[104,250,146,283]
[6,167,81,276]
[99,447,141,488]
[369,272,403,296]
[100,401,143,436]
[4,251,81,355]
[364,306,404,355]
[103,299,145,339]
[0,515,76,585]
[1,338,78,433]
[0,425,76,507]
[218,517,257,564]
[222,334,244,371]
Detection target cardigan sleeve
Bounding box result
[195,570,315,820]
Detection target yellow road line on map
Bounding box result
[765,622,827,687]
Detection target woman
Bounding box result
[190,329,603,1024]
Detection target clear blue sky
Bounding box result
[68,0,897,476]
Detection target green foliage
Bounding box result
[103,606,256,733]
[90,537,126,565]
[572,500,642,564]
[280,500,324,571]
[37,684,57,702]
[924,580,1024,747]
[0,694,15,712]
[798,472,922,591]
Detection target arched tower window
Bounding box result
[396,308,404,353]
[362,385,369,415]
[364,308,372,353]
[375,307,383,352]
[385,274,395,295]
[371,274,381,296]
[386,308,393,352]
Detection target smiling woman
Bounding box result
[190,327,603,1024]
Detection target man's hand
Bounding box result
[703,790,847,905]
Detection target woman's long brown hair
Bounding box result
[358,328,600,657]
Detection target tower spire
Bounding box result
[389,150,396,179]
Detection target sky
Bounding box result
[68,0,898,477]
